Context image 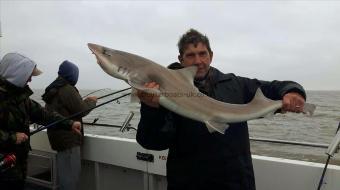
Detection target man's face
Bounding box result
[178,42,213,79]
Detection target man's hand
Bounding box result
[137,82,160,108]
[71,121,82,135]
[85,96,98,103]
[15,132,28,144]
[282,92,305,113]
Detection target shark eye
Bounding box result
[103,49,112,56]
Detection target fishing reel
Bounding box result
[0,153,16,172]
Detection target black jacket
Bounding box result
[42,77,96,151]
[0,78,73,182]
[137,63,306,190]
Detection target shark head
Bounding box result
[88,43,166,89]
[88,43,129,81]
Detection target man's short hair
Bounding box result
[177,29,212,55]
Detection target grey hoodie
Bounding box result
[0,53,37,87]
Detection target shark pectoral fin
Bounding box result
[128,79,161,96]
[130,88,140,103]
[176,66,198,84]
[127,78,161,104]
[205,121,230,134]
[263,111,275,119]
[143,88,161,96]
[303,103,316,116]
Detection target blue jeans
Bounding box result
[56,146,81,190]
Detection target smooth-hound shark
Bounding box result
[88,43,316,134]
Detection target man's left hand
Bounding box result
[282,92,305,113]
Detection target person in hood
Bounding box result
[136,29,307,190]
[0,53,82,190]
[42,60,97,190]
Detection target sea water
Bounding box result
[31,89,340,164]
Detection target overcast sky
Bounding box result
[0,0,339,90]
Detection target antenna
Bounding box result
[0,21,2,37]
[0,20,2,57]
[0,20,2,37]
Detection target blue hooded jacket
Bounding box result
[58,60,79,85]
[42,60,79,103]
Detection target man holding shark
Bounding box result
[136,29,306,190]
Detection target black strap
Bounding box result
[0,92,9,128]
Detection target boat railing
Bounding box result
[249,137,329,148]
[34,114,339,152]
[82,111,137,132]
[119,111,135,132]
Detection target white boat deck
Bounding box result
[27,130,340,190]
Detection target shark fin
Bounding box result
[130,88,140,103]
[252,88,268,102]
[303,103,316,116]
[263,112,275,118]
[205,121,229,134]
[176,66,197,84]
[248,88,277,107]
[128,78,161,96]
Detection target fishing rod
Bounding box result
[82,122,137,131]
[317,121,340,190]
[30,92,131,136]
[81,88,109,98]
[83,111,136,132]
[82,87,131,99]
[82,122,122,128]
[97,87,131,100]
[85,87,132,123]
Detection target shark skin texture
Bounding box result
[88,43,315,134]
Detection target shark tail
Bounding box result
[251,88,316,116]
[303,103,316,116]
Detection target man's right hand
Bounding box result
[15,132,28,144]
[85,96,98,103]
[71,121,82,135]
[137,82,160,108]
